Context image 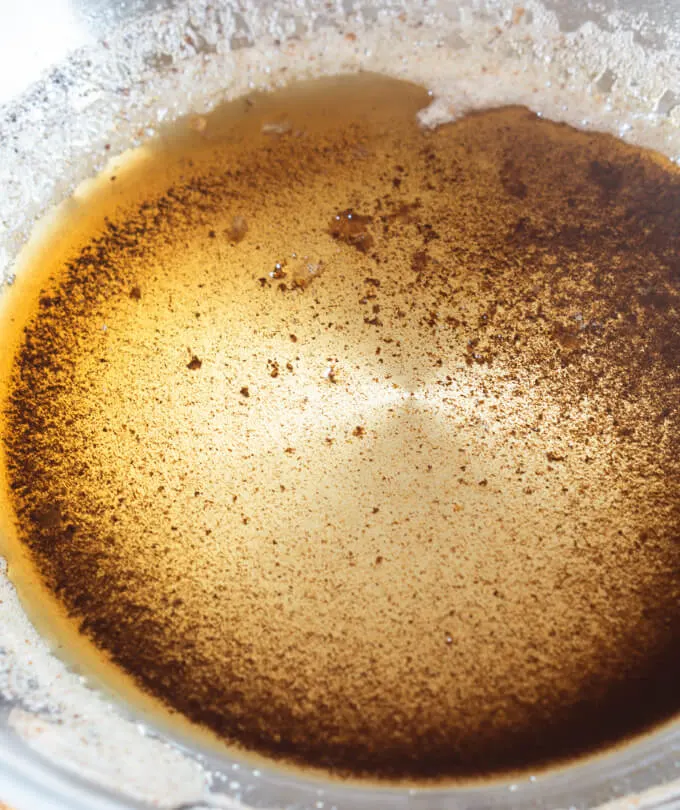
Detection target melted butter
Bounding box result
[1,73,680,785]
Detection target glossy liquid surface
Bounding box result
[2,75,680,783]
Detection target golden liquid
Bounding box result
[1,74,680,784]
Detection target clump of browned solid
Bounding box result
[2,74,680,784]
